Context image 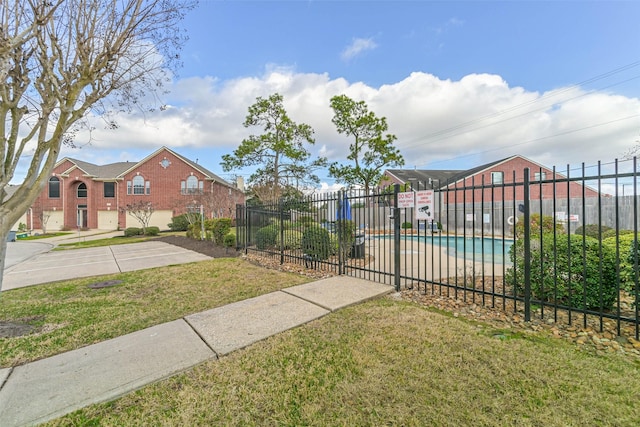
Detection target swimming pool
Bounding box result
[401,235,514,264]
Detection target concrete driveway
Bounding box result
[2,241,211,291]
[4,241,53,270]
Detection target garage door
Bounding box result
[97,210,118,230]
[125,210,173,231]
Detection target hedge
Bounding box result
[506,233,618,311]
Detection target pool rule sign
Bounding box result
[415,190,435,220]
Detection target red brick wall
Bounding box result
[443,158,600,204]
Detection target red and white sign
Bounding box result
[415,190,434,220]
[397,191,415,208]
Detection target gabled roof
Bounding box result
[122,146,235,189]
[59,158,131,179]
[53,146,237,189]
[447,155,563,185]
[386,155,558,188]
[385,169,464,190]
[447,156,513,184]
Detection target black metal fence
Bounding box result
[237,161,640,339]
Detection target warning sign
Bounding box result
[415,190,434,220]
[397,192,415,209]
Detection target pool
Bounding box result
[401,235,514,264]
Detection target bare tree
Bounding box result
[39,210,51,235]
[0,0,195,291]
[121,201,154,234]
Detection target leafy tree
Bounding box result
[221,93,327,203]
[0,0,194,292]
[329,94,405,194]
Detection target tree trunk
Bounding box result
[0,215,9,293]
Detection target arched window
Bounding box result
[48,177,60,198]
[126,175,150,195]
[133,176,145,195]
[77,182,87,198]
[181,175,203,194]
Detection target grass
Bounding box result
[17,232,72,240]
[0,258,310,367]
[46,299,640,426]
[52,233,178,250]
[3,241,640,425]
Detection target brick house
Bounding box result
[383,155,600,204]
[22,146,245,232]
[382,155,601,231]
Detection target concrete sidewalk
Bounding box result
[0,276,392,427]
[3,240,211,290]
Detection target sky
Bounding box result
[28,0,640,191]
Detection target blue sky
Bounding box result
[183,1,639,93]
[43,0,640,190]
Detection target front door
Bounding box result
[77,205,88,228]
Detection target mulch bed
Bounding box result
[154,235,241,258]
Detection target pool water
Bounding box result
[404,235,514,264]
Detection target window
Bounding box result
[133,176,145,194]
[491,172,504,185]
[104,182,115,198]
[77,182,87,198]
[181,175,203,194]
[127,176,149,195]
[534,172,547,181]
[48,177,60,198]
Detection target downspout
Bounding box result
[61,176,66,229]
[116,180,120,230]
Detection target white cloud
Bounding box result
[59,68,640,189]
[341,37,378,61]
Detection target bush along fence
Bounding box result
[237,160,640,339]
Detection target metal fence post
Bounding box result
[523,168,531,322]
[279,199,284,265]
[338,190,344,275]
[393,184,401,292]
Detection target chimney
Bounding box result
[236,176,245,192]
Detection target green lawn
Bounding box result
[0,258,310,367]
[2,246,640,426]
[48,299,640,426]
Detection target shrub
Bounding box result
[302,225,332,260]
[224,233,236,248]
[144,226,160,236]
[211,218,233,245]
[335,219,357,258]
[506,233,617,311]
[514,213,563,238]
[297,216,315,226]
[255,224,279,249]
[124,227,142,237]
[168,214,190,231]
[574,224,612,239]
[602,233,638,292]
[402,221,413,230]
[280,230,303,250]
[187,222,202,240]
[601,229,634,240]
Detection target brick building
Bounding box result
[383,155,600,204]
[22,147,245,232]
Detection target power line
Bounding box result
[428,114,640,166]
[400,60,640,147]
